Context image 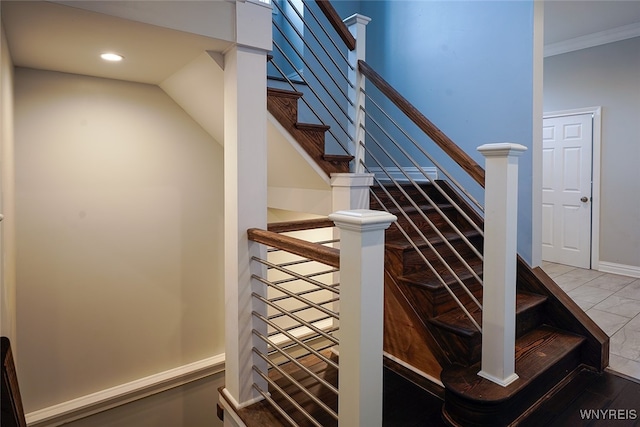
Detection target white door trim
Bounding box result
[543,106,601,270]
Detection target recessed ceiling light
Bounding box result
[101,53,124,62]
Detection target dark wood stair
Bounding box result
[441,325,586,427]
[375,181,608,426]
[267,87,353,175]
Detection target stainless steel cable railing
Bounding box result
[269,0,354,156]
[355,60,487,331]
[269,0,486,333]
[249,225,340,427]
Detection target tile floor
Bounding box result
[541,261,640,380]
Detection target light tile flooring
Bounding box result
[541,261,640,380]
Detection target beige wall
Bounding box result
[14,68,225,413]
[1,20,17,345]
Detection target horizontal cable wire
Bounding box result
[274,0,353,90]
[360,119,485,278]
[301,0,354,71]
[361,86,485,215]
[255,275,340,320]
[274,333,337,357]
[254,293,340,344]
[269,47,352,154]
[271,31,353,134]
[367,180,482,331]
[268,298,339,320]
[255,310,339,370]
[251,382,302,427]
[362,150,483,312]
[269,282,339,304]
[253,257,340,295]
[253,329,339,395]
[252,356,337,425]
[361,123,484,266]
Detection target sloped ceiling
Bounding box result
[1,1,232,85]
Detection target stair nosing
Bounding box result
[428,292,549,337]
[384,228,481,251]
[267,87,303,99]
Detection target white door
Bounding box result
[542,113,593,269]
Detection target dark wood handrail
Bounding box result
[315,0,356,51]
[248,228,340,268]
[267,218,335,233]
[358,60,486,188]
[2,337,27,427]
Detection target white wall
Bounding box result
[544,37,640,269]
[14,68,225,414]
[1,21,17,345]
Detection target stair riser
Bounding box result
[372,184,448,207]
[388,237,482,277]
[267,96,299,123]
[268,89,352,175]
[384,210,465,241]
[399,278,483,318]
[442,344,583,426]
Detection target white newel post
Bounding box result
[331,173,375,211]
[345,14,371,173]
[329,210,396,427]
[221,1,272,422]
[477,143,527,387]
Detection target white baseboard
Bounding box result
[598,261,640,279]
[26,354,225,427]
[368,166,438,183]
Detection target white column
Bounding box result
[345,14,371,173]
[329,209,396,427]
[477,143,527,387]
[222,0,272,412]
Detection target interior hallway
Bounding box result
[542,262,640,380]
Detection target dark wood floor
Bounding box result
[227,356,640,426]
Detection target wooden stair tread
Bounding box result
[441,325,585,402]
[295,122,330,132]
[323,154,354,162]
[267,87,303,99]
[267,87,351,175]
[399,260,483,290]
[384,228,481,251]
[429,292,548,337]
[373,203,455,216]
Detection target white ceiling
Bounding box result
[2,1,640,84]
[1,1,232,85]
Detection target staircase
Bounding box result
[371,182,597,426]
[267,87,353,175]
[264,1,608,424]
[267,81,607,425]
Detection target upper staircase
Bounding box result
[267,87,353,175]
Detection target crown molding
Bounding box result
[544,22,640,57]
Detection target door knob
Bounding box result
[580,196,589,203]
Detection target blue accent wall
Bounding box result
[348,0,535,262]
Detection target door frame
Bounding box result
[542,106,601,270]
